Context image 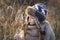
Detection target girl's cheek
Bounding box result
[29,18,35,24]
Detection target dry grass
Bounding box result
[0,0,60,40]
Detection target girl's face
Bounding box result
[28,17,35,25]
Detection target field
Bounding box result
[0,0,60,40]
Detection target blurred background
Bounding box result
[0,0,60,40]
